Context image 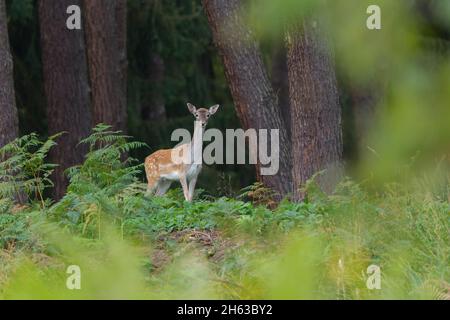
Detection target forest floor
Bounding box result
[1,185,449,300]
[150,229,228,272]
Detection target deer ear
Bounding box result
[209,104,220,115]
[187,103,196,114]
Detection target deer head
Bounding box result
[187,103,220,128]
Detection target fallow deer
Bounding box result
[144,103,220,201]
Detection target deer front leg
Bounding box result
[188,176,198,202]
[179,175,190,201]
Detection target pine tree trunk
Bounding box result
[202,0,292,198]
[141,53,166,121]
[84,0,127,132]
[271,45,291,140]
[115,0,127,113]
[350,85,376,150]
[287,21,343,201]
[39,0,92,199]
[0,0,19,147]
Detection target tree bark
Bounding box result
[271,45,291,140]
[84,0,127,132]
[350,85,376,150]
[0,0,19,147]
[202,0,292,198]
[287,21,343,201]
[141,53,166,121]
[39,0,92,199]
[115,0,127,111]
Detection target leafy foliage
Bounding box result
[0,146,448,299]
[0,133,59,204]
[48,125,147,237]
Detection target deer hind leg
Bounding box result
[155,179,172,196]
[146,176,159,196]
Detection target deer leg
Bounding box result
[156,179,172,196]
[188,176,198,202]
[146,176,158,196]
[179,176,189,201]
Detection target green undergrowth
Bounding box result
[0,127,448,299]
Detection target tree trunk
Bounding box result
[350,85,376,151]
[287,21,343,201]
[202,0,292,198]
[115,0,127,111]
[84,0,127,132]
[39,0,92,199]
[271,45,291,140]
[141,53,166,121]
[0,0,19,147]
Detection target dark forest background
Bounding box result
[6,0,253,195]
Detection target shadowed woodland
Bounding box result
[0,0,449,300]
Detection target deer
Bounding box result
[144,103,220,202]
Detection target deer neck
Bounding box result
[190,121,204,164]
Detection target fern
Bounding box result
[0,133,60,205]
[50,124,148,238]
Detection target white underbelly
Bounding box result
[159,164,202,181]
[160,171,181,181]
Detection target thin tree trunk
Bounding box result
[84,0,127,132]
[0,0,19,147]
[202,0,292,198]
[141,53,166,121]
[115,0,127,111]
[287,21,343,201]
[39,0,92,199]
[350,85,376,150]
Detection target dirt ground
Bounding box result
[149,229,238,272]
